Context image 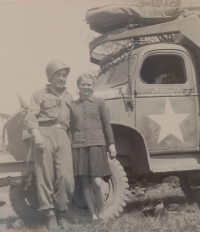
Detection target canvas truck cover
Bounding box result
[86,4,200,34]
[89,14,200,64]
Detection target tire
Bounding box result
[67,158,129,223]
[9,183,44,223]
[180,176,200,204]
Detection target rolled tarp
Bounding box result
[86,4,200,34]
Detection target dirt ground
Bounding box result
[0,180,188,232]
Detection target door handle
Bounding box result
[183,88,192,95]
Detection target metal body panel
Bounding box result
[0,153,22,163]
[150,153,200,172]
[136,96,198,152]
[104,98,121,122]
[94,84,136,127]
[5,110,34,162]
[134,46,199,154]
[110,121,151,175]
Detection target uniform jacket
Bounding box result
[24,85,72,131]
[70,95,115,148]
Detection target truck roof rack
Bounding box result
[90,15,200,64]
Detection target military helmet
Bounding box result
[46,60,70,81]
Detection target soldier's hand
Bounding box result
[30,128,45,151]
[34,134,45,151]
[108,144,117,159]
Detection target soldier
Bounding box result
[24,60,74,232]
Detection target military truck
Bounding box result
[2,14,200,222]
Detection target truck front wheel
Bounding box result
[67,158,129,223]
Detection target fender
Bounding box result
[110,120,152,175]
[5,109,33,162]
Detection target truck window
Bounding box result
[95,57,135,90]
[140,54,187,84]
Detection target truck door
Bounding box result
[135,49,199,154]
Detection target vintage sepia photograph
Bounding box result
[0,0,200,231]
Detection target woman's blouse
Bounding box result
[70,96,115,148]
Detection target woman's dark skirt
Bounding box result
[72,146,112,181]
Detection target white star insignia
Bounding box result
[148,99,189,144]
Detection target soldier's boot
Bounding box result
[57,210,69,231]
[43,209,58,232]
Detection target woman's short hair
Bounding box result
[77,73,95,86]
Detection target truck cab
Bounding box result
[91,15,200,179]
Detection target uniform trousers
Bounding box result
[34,126,74,211]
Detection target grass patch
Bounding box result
[0,183,199,231]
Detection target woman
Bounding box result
[70,73,117,220]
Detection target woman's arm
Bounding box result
[69,109,75,142]
[99,99,116,158]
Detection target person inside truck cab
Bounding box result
[24,60,74,232]
[153,71,177,84]
[141,55,185,84]
[70,73,117,221]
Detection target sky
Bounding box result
[0,0,110,114]
[0,0,198,114]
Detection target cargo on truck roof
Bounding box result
[86,3,200,34]
[89,14,200,64]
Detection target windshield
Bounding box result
[94,57,135,90]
